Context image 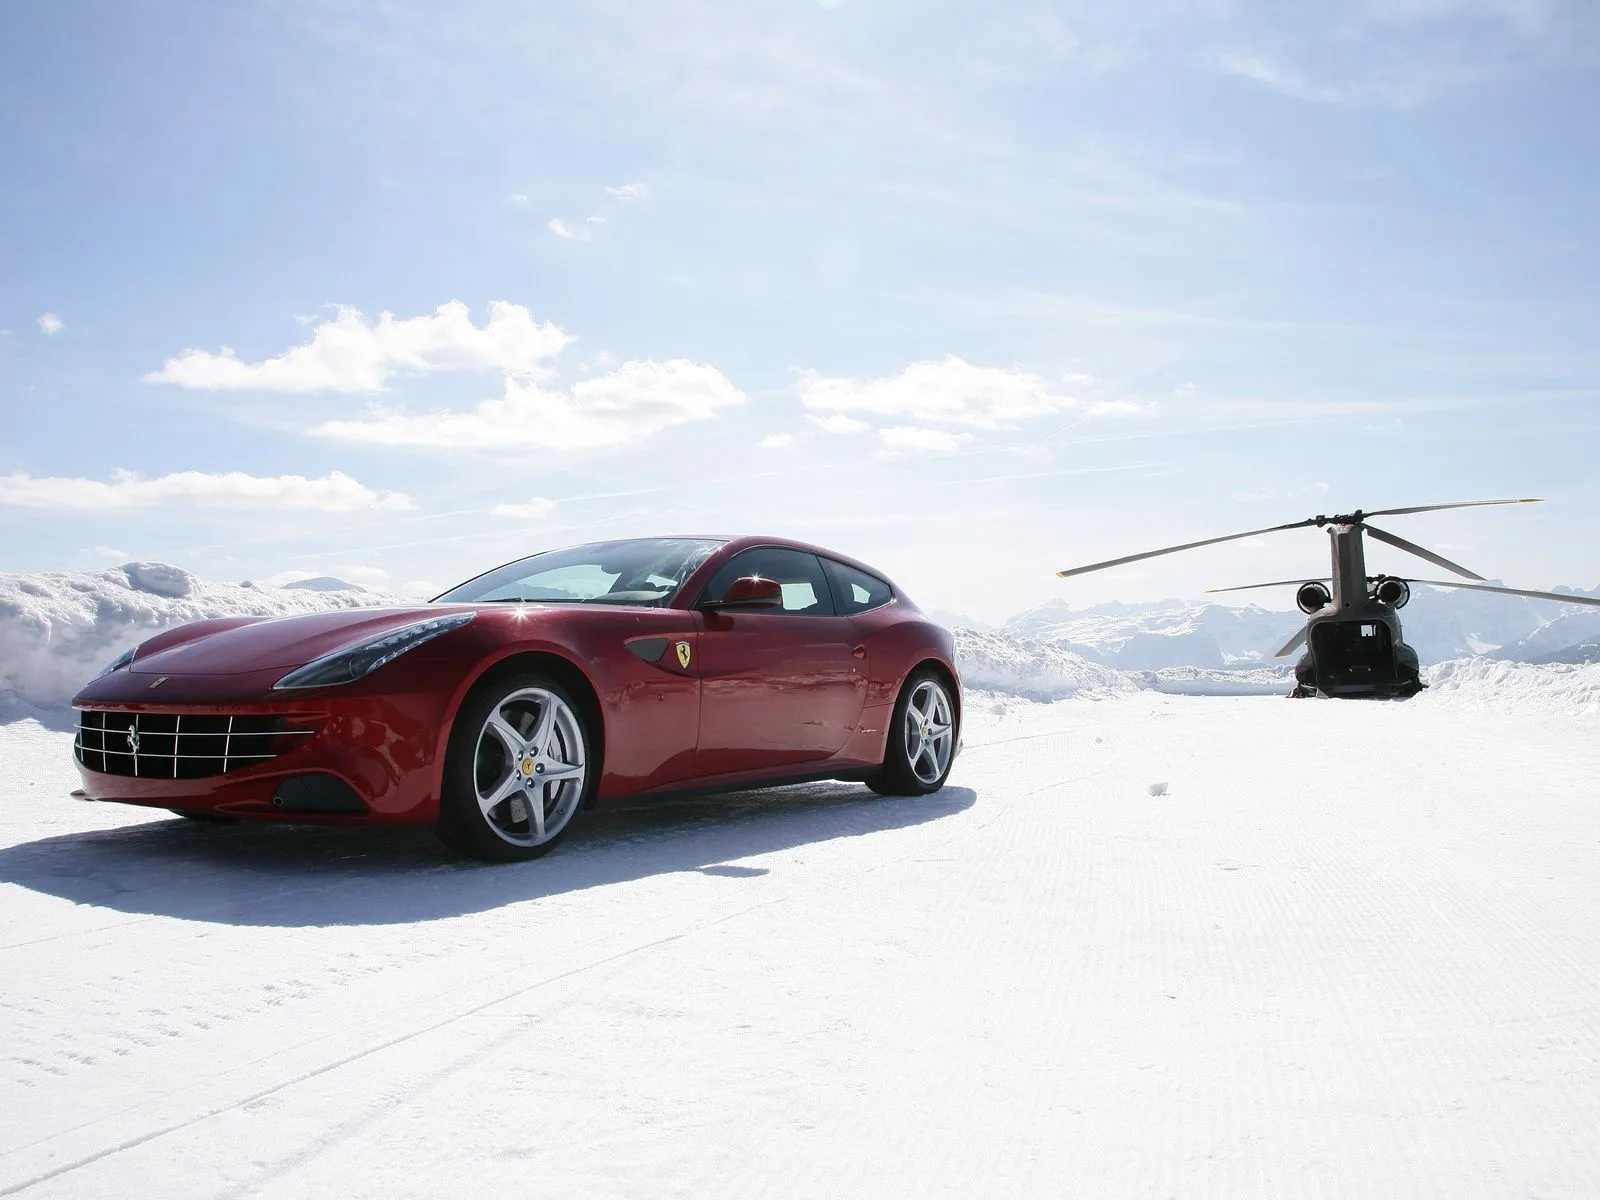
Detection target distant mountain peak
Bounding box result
[279,577,366,593]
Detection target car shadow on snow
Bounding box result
[0,782,977,928]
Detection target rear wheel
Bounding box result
[435,673,595,863]
[866,671,957,796]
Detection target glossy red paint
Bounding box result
[70,536,960,826]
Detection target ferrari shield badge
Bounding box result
[675,640,692,669]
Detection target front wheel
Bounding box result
[435,673,595,863]
[866,671,958,796]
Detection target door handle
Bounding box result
[852,645,866,659]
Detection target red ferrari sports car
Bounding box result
[71,536,962,861]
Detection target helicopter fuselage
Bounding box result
[1293,525,1423,698]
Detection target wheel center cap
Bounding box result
[520,756,535,775]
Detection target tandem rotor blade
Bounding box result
[1401,579,1600,607]
[1056,518,1320,579]
[1361,498,1542,519]
[1273,626,1308,659]
[1362,523,1485,581]
[1206,578,1330,594]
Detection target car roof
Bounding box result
[646,534,889,580]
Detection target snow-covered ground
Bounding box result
[3,689,1599,1198]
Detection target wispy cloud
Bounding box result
[491,496,558,518]
[548,216,605,241]
[799,356,1097,430]
[603,182,652,202]
[0,470,413,512]
[37,313,63,335]
[758,433,794,449]
[146,301,571,393]
[878,426,974,453]
[314,359,745,452]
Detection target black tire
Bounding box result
[169,809,237,822]
[866,669,959,796]
[435,671,597,863]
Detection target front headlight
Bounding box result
[272,612,476,690]
[93,646,138,681]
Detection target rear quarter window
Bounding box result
[824,559,894,615]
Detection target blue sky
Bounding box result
[2,0,1597,621]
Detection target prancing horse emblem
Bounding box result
[675,640,692,669]
[126,728,140,754]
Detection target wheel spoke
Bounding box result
[540,761,584,781]
[530,700,558,756]
[486,712,527,756]
[478,771,522,816]
[529,787,547,841]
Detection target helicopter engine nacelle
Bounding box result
[1296,582,1332,614]
[1373,578,1410,608]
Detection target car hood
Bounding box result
[127,606,475,676]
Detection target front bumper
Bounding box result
[71,689,450,825]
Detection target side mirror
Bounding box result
[704,575,783,611]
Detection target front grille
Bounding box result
[75,710,314,779]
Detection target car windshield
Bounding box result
[434,538,724,607]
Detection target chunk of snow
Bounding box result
[121,561,195,599]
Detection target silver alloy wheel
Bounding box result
[473,686,587,847]
[903,678,954,785]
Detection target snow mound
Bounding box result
[1420,657,1600,715]
[1135,664,1294,696]
[953,629,1135,701]
[0,565,403,725]
[122,561,196,598]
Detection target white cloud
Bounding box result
[510,193,529,204]
[37,313,63,335]
[0,469,412,512]
[758,433,795,450]
[548,216,605,241]
[878,426,974,453]
[1062,372,1095,385]
[145,300,571,393]
[84,545,129,560]
[314,359,746,452]
[604,182,652,202]
[492,497,558,518]
[806,412,871,434]
[1086,399,1156,416]
[799,356,1087,430]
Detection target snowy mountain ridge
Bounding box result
[984,583,1600,672]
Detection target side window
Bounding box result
[823,559,894,615]
[700,548,836,616]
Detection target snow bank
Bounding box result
[1135,664,1294,696]
[0,564,398,725]
[953,629,1135,700]
[1420,657,1600,716]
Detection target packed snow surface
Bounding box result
[2,687,1599,1197]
